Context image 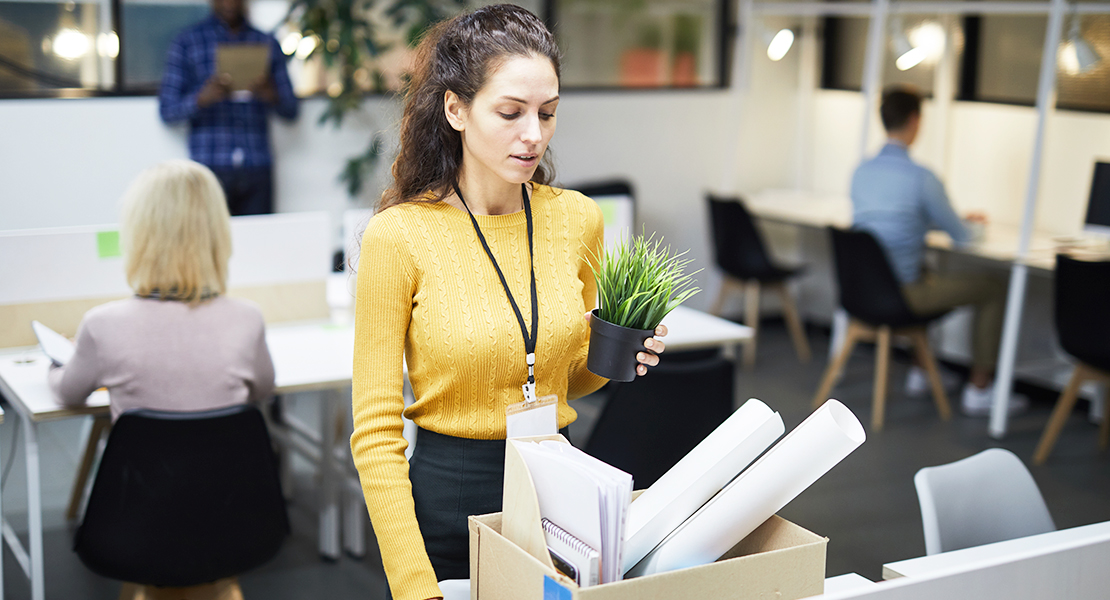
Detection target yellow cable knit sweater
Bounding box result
[351,184,608,600]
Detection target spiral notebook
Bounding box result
[542,517,600,587]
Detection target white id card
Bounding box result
[506,394,558,438]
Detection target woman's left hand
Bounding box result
[635,324,667,377]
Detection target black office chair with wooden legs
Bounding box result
[707,195,811,369]
[811,228,953,430]
[1033,255,1110,465]
[74,404,289,599]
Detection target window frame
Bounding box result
[0,0,733,100]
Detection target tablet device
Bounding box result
[216,43,270,91]
[31,320,75,367]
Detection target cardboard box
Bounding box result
[468,511,827,600]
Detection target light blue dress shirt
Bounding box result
[850,142,970,284]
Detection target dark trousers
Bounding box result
[210,166,273,216]
[408,426,571,582]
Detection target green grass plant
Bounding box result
[588,232,701,330]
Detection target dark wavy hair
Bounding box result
[378,4,561,211]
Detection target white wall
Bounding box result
[0,90,733,311]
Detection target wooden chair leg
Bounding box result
[774,282,811,364]
[710,276,743,316]
[872,326,891,431]
[812,321,862,409]
[1033,367,1087,466]
[909,329,952,421]
[743,281,761,370]
[68,415,112,520]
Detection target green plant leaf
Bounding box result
[587,231,701,330]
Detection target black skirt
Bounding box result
[409,426,569,582]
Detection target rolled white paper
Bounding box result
[622,398,785,574]
[628,399,865,576]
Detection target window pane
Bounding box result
[821,16,963,96]
[552,0,725,89]
[0,0,115,93]
[975,15,1042,104]
[120,0,208,90]
[1058,15,1110,112]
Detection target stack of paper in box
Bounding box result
[625,399,865,577]
[508,439,632,586]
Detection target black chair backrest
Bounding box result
[828,227,921,327]
[584,350,733,488]
[74,404,289,587]
[707,195,776,280]
[1056,254,1110,373]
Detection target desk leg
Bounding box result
[342,391,366,558]
[318,391,341,560]
[22,416,44,600]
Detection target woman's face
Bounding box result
[447,54,559,189]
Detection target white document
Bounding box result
[628,399,865,577]
[511,440,632,583]
[31,320,75,366]
[621,398,785,574]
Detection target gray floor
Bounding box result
[2,322,1108,598]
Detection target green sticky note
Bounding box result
[97,230,121,259]
[595,199,618,227]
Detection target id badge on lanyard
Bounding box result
[455,182,558,438]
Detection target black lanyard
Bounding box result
[453,182,539,389]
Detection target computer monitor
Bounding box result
[1084,161,1110,236]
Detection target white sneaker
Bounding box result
[904,365,961,397]
[961,383,1029,417]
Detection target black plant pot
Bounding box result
[587,309,655,382]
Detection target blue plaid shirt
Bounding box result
[158,15,298,168]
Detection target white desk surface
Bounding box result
[822,573,877,595]
[745,188,1065,271]
[659,305,753,351]
[882,520,1110,580]
[0,321,356,423]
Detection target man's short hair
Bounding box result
[880,86,922,132]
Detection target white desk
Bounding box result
[744,189,1062,270]
[882,520,1110,581]
[0,321,358,600]
[660,305,753,356]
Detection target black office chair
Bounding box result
[74,404,289,596]
[584,350,733,488]
[707,195,811,369]
[811,228,953,430]
[1033,255,1110,465]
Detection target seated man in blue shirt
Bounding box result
[851,86,1024,416]
[158,0,298,215]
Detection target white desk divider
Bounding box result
[0,211,333,348]
[819,521,1110,600]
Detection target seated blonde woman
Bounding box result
[49,159,275,420]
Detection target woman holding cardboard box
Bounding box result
[349,5,666,600]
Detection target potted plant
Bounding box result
[587,233,700,381]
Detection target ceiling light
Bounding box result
[1061,14,1101,75]
[890,18,924,71]
[766,28,795,62]
[52,28,90,60]
[908,21,945,63]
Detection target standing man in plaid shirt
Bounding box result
[158,0,298,215]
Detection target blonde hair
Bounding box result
[121,160,232,304]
